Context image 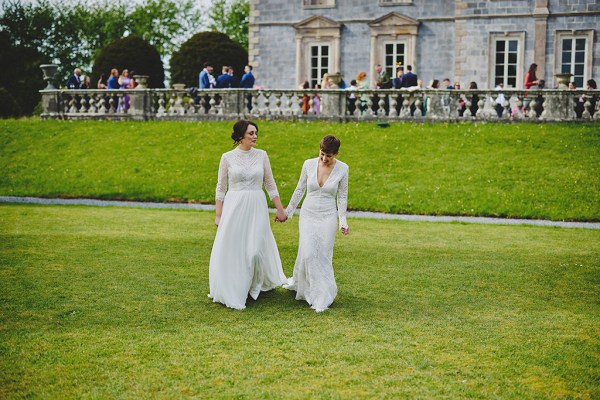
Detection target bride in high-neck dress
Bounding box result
[208,120,288,310]
[284,135,349,312]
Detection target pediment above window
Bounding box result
[369,12,419,36]
[294,15,341,30]
[294,15,341,39]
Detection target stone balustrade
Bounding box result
[39,88,599,122]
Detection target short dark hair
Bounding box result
[320,135,340,154]
[350,79,357,86]
[231,119,258,145]
[588,79,597,89]
[407,65,412,71]
[246,65,253,71]
[203,61,211,68]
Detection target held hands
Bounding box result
[340,226,349,235]
[274,209,288,223]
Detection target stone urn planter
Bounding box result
[554,73,573,89]
[40,64,59,89]
[172,83,186,90]
[133,75,149,89]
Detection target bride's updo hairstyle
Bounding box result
[320,135,341,154]
[231,119,258,145]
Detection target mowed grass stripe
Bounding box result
[1,204,598,398]
[1,119,598,221]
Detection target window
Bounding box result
[384,42,406,79]
[489,33,524,88]
[310,45,330,88]
[559,35,590,88]
[303,0,335,8]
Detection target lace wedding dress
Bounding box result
[209,147,287,310]
[284,158,349,312]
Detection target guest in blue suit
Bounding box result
[216,66,232,88]
[199,62,214,89]
[66,68,82,89]
[240,65,255,112]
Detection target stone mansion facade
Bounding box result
[247,0,599,89]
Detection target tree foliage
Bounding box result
[209,0,249,50]
[92,36,165,88]
[0,30,46,118]
[170,31,248,89]
[0,0,202,83]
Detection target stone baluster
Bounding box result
[296,92,305,117]
[502,99,510,119]
[582,99,592,120]
[209,94,218,115]
[284,92,293,116]
[528,98,538,119]
[463,100,472,118]
[262,92,271,116]
[512,98,524,120]
[377,96,386,116]
[157,93,166,116]
[476,98,485,118]
[68,95,78,113]
[389,96,398,117]
[414,98,423,119]
[366,95,374,116]
[272,92,282,115]
[80,95,88,113]
[401,98,411,118]
[88,95,97,114]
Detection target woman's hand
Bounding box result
[214,215,221,227]
[275,209,288,223]
[340,226,349,235]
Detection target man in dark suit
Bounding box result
[66,68,82,89]
[216,66,232,88]
[401,65,418,88]
[240,65,256,112]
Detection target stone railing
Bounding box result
[39,88,600,122]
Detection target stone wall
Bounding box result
[249,0,599,89]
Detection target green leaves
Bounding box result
[208,0,249,50]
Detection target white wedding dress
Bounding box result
[284,158,349,312]
[209,147,287,310]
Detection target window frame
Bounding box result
[303,0,335,9]
[554,30,594,88]
[308,43,331,88]
[488,32,525,89]
[382,40,408,79]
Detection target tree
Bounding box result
[0,0,202,84]
[0,30,46,117]
[92,36,165,88]
[209,0,249,50]
[170,31,248,89]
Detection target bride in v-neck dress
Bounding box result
[284,135,349,312]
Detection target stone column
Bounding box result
[320,90,344,120]
[128,90,152,121]
[40,90,61,120]
[533,0,549,81]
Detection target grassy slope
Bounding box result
[0,119,599,220]
[1,204,598,399]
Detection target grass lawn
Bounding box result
[1,204,598,399]
[1,119,599,221]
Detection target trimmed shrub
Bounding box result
[91,36,165,88]
[170,31,248,88]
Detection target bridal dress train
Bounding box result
[284,158,349,312]
[209,147,287,310]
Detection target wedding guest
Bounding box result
[66,68,82,89]
[240,65,256,112]
[284,135,349,312]
[356,71,369,114]
[209,120,288,310]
